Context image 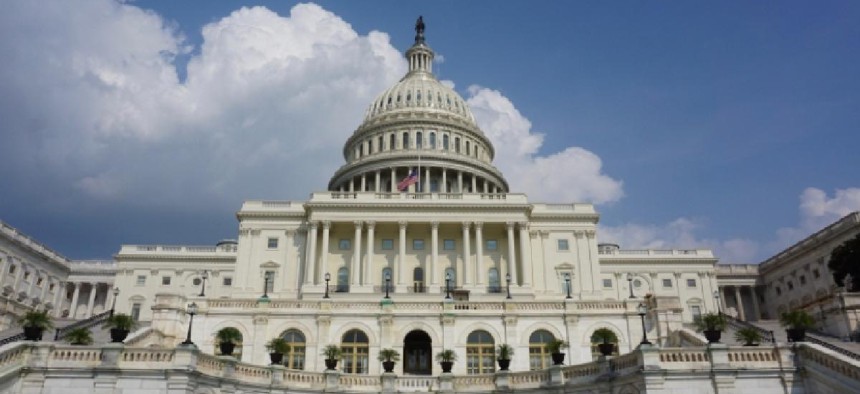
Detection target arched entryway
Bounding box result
[403,330,432,375]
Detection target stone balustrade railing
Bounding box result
[4,341,854,393]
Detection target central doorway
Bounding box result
[403,330,432,375]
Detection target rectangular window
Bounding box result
[267,238,279,249]
[602,279,612,288]
[36,277,43,286]
[136,275,146,286]
[381,239,394,250]
[486,240,498,251]
[557,239,569,251]
[131,303,141,321]
[443,239,456,250]
[787,281,794,290]
[162,276,171,285]
[662,279,672,288]
[775,286,782,295]
[691,305,702,320]
[799,275,806,285]
[339,239,351,250]
[687,279,697,288]
[265,271,274,293]
[413,239,425,250]
[813,269,820,279]
[223,277,233,286]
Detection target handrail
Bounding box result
[804,335,860,361]
[0,333,25,347]
[53,310,112,341]
[720,313,775,343]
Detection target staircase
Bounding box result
[722,314,860,361]
[0,310,121,346]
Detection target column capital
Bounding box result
[584,229,596,238]
[430,221,439,229]
[398,220,408,229]
[473,221,483,229]
[573,230,586,238]
[505,221,515,230]
[353,220,363,229]
[322,221,331,230]
[673,272,682,279]
[539,230,550,238]
[308,221,319,230]
[462,222,471,231]
[517,222,529,230]
[366,221,375,230]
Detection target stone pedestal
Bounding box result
[438,372,455,393]
[494,370,511,391]
[324,369,340,392]
[549,365,565,386]
[100,343,124,367]
[270,364,285,385]
[381,372,397,392]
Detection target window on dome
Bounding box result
[397,94,401,103]
[366,139,372,154]
[407,92,411,101]
[466,141,471,155]
[417,91,422,101]
[430,180,439,192]
[282,329,306,370]
[390,134,396,150]
[378,136,383,152]
[455,137,461,153]
[341,330,370,374]
[387,97,392,105]
[466,330,495,374]
[403,132,410,149]
[429,132,436,149]
[529,330,555,370]
[416,132,423,148]
[443,135,449,150]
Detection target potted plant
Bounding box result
[591,328,618,356]
[103,313,138,343]
[780,310,815,342]
[545,339,568,365]
[436,349,457,373]
[734,327,763,346]
[322,345,342,370]
[693,313,726,343]
[216,327,243,356]
[18,310,53,341]
[266,337,290,365]
[64,327,93,345]
[377,348,400,373]
[496,344,514,371]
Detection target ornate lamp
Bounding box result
[181,302,198,346]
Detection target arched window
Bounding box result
[214,328,244,359]
[341,329,369,374]
[282,329,306,370]
[455,137,461,153]
[528,330,555,370]
[590,328,619,360]
[403,132,410,149]
[429,132,436,149]
[466,330,495,374]
[445,267,457,288]
[488,268,500,293]
[378,136,383,152]
[337,267,349,292]
[466,141,471,156]
[413,267,425,293]
[416,132,423,149]
[390,134,396,150]
[443,135,450,150]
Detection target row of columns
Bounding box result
[339,167,503,194]
[717,285,761,321]
[302,221,533,291]
[64,282,117,319]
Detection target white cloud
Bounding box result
[466,86,624,204]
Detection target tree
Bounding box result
[828,233,860,291]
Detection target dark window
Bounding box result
[131,303,141,321]
[687,279,697,288]
[223,277,233,286]
[162,276,171,285]
[662,279,672,288]
[339,239,351,250]
[413,239,425,250]
[381,239,394,250]
[268,238,278,249]
[603,279,612,288]
[486,240,497,250]
[443,239,456,250]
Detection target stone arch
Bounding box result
[271,320,317,345]
[208,320,252,341]
[581,321,626,346]
[397,321,442,344]
[519,322,564,346]
[457,322,502,347]
[332,321,378,347]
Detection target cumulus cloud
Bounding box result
[466,86,624,204]
[770,187,860,251]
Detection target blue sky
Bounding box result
[1,0,858,262]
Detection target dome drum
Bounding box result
[328,159,509,195]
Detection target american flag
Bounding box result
[397,169,419,191]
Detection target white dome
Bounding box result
[363,72,477,126]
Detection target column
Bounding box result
[390,168,397,192]
[53,281,65,318]
[305,222,318,285]
[397,221,407,289]
[614,273,623,300]
[69,283,81,319]
[349,178,354,192]
[375,171,381,193]
[27,271,37,298]
[431,221,439,287]
[105,284,116,313]
[441,169,447,193]
[0,257,8,285]
[733,286,745,320]
[461,222,471,286]
[750,286,761,321]
[483,179,488,194]
[12,264,24,292]
[471,175,477,193]
[518,223,532,287]
[364,221,375,285]
[719,286,727,312]
[360,174,366,192]
[475,222,484,286]
[352,221,362,286]
[319,221,331,284]
[457,171,463,193]
[86,283,98,318]
[424,167,431,192]
[506,222,518,285]
[39,273,49,303]
[674,272,683,299]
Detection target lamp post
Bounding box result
[506,273,512,299]
[261,271,273,300]
[564,273,572,299]
[638,303,651,345]
[713,290,722,315]
[445,272,452,300]
[181,302,198,346]
[323,273,331,299]
[627,273,635,299]
[384,272,391,299]
[110,287,119,317]
[199,270,208,297]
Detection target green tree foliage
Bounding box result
[828,233,860,291]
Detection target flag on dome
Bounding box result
[397,169,419,191]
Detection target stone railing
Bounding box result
[797,342,860,392]
[308,191,530,204]
[0,342,838,393]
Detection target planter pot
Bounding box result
[109,328,129,343]
[598,343,615,356]
[551,352,565,366]
[703,329,722,343]
[382,360,395,373]
[325,358,339,370]
[23,326,43,341]
[497,358,511,371]
[219,342,236,356]
[269,352,284,365]
[786,328,806,342]
[440,361,453,373]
